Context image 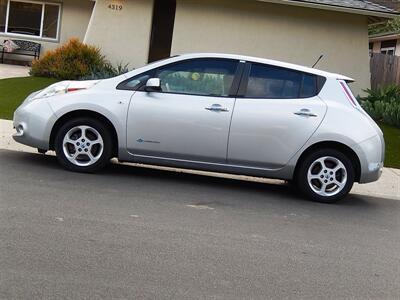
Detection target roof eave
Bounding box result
[257,0,398,19]
[369,32,400,41]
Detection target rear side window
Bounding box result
[244,63,322,99]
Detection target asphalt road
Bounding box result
[0,149,399,300]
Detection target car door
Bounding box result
[126,58,242,163]
[228,62,327,169]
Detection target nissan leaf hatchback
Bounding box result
[13,53,384,203]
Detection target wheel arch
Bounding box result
[49,110,119,157]
[293,141,361,182]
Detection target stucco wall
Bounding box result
[171,0,371,95]
[0,0,93,62]
[84,0,154,69]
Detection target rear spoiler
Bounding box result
[335,74,354,83]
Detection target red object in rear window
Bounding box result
[339,81,358,107]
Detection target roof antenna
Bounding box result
[312,54,324,68]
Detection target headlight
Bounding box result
[32,81,71,100]
[28,80,100,102]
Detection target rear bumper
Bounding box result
[12,98,56,150]
[353,134,385,184]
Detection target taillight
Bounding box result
[338,80,358,108]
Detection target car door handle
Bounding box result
[294,109,318,117]
[205,104,229,112]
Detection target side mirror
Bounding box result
[144,78,161,92]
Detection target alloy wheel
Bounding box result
[307,156,348,197]
[62,125,104,167]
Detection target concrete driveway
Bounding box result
[0,63,30,79]
[0,149,400,299]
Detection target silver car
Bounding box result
[13,53,384,203]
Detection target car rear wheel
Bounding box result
[296,149,355,203]
[54,118,112,172]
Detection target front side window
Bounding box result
[245,64,319,99]
[155,59,238,97]
[0,1,61,40]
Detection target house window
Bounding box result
[369,42,373,56]
[0,0,7,32]
[0,0,61,40]
[380,40,396,56]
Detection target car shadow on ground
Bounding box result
[5,150,389,211]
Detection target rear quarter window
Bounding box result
[300,74,317,98]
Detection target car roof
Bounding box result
[174,53,354,82]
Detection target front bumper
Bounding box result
[12,98,57,150]
[353,134,385,184]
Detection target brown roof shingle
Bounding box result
[290,0,398,13]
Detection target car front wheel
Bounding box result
[296,149,355,203]
[54,118,112,172]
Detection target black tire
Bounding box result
[296,148,355,203]
[54,117,113,173]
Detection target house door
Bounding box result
[148,0,176,63]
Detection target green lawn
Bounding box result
[380,123,400,169]
[0,76,399,169]
[0,76,58,120]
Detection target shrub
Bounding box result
[361,85,400,103]
[382,102,400,126]
[359,85,400,128]
[30,38,116,80]
[80,62,130,80]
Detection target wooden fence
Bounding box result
[370,53,400,89]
